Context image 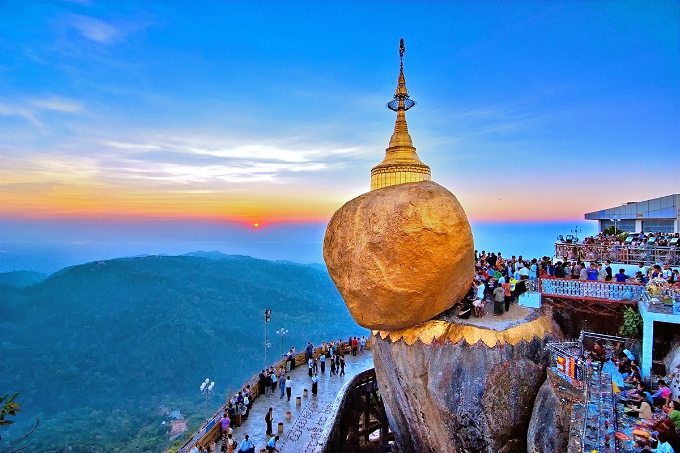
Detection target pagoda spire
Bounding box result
[370,39,431,191]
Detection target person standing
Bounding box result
[360,336,366,353]
[270,369,278,396]
[493,285,505,316]
[351,337,358,356]
[258,370,266,396]
[311,373,319,396]
[339,355,345,376]
[319,353,326,373]
[225,434,237,453]
[330,354,336,375]
[501,277,512,312]
[264,407,274,437]
[604,260,613,281]
[308,356,313,377]
[279,375,286,399]
[219,411,231,439]
[285,376,292,401]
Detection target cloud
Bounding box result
[0,102,41,127]
[70,15,119,43]
[32,96,82,112]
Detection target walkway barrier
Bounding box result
[555,242,680,266]
[178,338,372,453]
[314,368,393,453]
[539,278,644,301]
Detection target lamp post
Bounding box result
[264,309,272,366]
[276,328,288,357]
[571,226,583,242]
[200,378,215,422]
[610,217,618,235]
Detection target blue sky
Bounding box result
[0,0,678,269]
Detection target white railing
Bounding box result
[539,278,644,301]
[554,242,680,266]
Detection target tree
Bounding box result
[1,393,39,453]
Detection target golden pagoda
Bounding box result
[370,39,431,190]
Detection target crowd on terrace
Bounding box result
[561,231,680,248]
[460,250,680,319]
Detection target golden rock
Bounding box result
[323,180,474,331]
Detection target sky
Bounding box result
[0,1,678,271]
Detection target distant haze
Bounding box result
[0,219,596,273]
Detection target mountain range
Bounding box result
[0,253,364,452]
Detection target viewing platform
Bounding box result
[555,241,680,266]
[179,349,377,453]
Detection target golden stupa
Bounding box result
[370,39,431,191]
[324,39,475,331]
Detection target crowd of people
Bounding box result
[585,344,680,452]
[580,232,680,248]
[189,336,367,453]
[457,251,536,318]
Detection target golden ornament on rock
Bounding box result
[323,180,475,331]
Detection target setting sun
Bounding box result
[254,223,259,227]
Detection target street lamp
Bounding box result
[200,378,215,422]
[276,328,289,357]
[610,217,618,235]
[264,309,272,366]
[571,226,583,242]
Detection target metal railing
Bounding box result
[555,242,680,265]
[178,340,371,453]
[539,278,644,301]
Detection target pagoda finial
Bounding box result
[370,39,431,191]
[399,38,405,71]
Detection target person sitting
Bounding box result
[652,380,672,407]
[238,434,255,453]
[459,298,473,319]
[640,431,674,453]
[626,399,654,420]
[665,401,680,430]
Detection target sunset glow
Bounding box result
[0,1,677,253]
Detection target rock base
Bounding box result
[372,309,561,453]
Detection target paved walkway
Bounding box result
[220,351,374,452]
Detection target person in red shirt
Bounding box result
[501,278,512,312]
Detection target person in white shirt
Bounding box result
[285,376,292,401]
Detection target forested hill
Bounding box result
[0,270,48,287]
[0,254,364,453]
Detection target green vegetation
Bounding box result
[0,271,48,288]
[0,254,365,452]
[619,307,643,338]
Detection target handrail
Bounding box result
[554,242,680,265]
[314,368,382,453]
[539,278,644,301]
[177,339,371,453]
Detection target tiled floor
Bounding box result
[219,351,374,452]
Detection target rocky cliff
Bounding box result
[371,308,562,453]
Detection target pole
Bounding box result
[281,332,284,358]
[205,390,209,421]
[264,309,271,367]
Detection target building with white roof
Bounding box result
[584,194,680,233]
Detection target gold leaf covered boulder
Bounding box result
[323,180,474,331]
